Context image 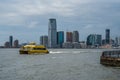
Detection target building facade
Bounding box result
[96,35,102,46]
[115,37,120,46]
[66,32,72,42]
[40,35,48,48]
[63,42,73,48]
[14,40,19,48]
[119,37,120,46]
[9,36,13,48]
[72,31,79,42]
[87,34,102,47]
[106,29,110,44]
[57,31,64,48]
[4,42,10,48]
[40,36,44,45]
[48,18,57,48]
[72,42,81,48]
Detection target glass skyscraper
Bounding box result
[9,36,13,48]
[96,35,102,46]
[48,18,57,48]
[57,31,64,48]
[87,34,102,47]
[105,29,110,44]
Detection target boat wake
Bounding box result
[49,51,64,54]
[49,51,89,54]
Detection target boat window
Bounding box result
[33,48,46,50]
[102,50,120,58]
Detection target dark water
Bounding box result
[0,49,120,80]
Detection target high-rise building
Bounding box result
[105,29,110,44]
[87,34,95,46]
[14,40,19,48]
[87,34,102,47]
[48,18,57,48]
[115,37,118,46]
[72,31,79,42]
[9,36,13,48]
[115,37,120,46]
[96,35,102,46]
[40,35,48,47]
[4,42,10,48]
[40,36,44,45]
[119,37,120,45]
[43,36,48,48]
[110,39,115,45]
[57,31,64,48]
[66,32,72,42]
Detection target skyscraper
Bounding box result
[66,32,72,42]
[119,37,120,45]
[105,29,110,44]
[40,35,48,47]
[115,37,120,46]
[87,34,102,47]
[9,36,13,48]
[72,31,79,42]
[57,31,64,48]
[4,42,10,48]
[96,35,102,46]
[40,36,44,45]
[87,34,95,46]
[48,18,57,48]
[14,40,19,48]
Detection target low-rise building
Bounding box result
[63,42,73,48]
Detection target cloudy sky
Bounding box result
[0,0,120,45]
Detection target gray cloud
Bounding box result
[1,0,120,26]
[0,0,120,45]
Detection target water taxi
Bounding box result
[19,42,49,54]
[100,50,120,67]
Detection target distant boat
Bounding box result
[19,42,49,54]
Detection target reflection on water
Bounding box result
[0,49,120,80]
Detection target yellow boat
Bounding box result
[19,42,49,54]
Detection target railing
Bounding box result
[102,50,120,58]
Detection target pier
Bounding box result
[100,50,120,67]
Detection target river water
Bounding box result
[0,49,120,80]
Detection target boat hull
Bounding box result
[19,50,49,54]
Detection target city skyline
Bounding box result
[1,28,120,48]
[0,0,120,45]
[0,20,120,46]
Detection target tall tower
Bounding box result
[40,36,44,45]
[9,36,13,48]
[57,31,64,48]
[66,32,72,42]
[40,35,48,47]
[43,36,48,48]
[105,29,110,44]
[48,18,57,48]
[72,31,79,42]
[14,40,19,48]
